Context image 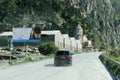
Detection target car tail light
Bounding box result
[66,55,72,59]
[55,55,59,58]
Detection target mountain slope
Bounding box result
[0,0,119,49]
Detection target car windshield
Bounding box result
[56,51,69,55]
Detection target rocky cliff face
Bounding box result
[0,0,119,49]
[57,0,120,48]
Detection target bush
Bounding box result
[24,57,33,62]
[109,49,120,57]
[38,42,59,55]
[83,42,88,49]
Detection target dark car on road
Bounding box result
[54,50,72,66]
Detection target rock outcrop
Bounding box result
[55,0,120,48]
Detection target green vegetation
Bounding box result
[38,41,59,55]
[108,49,120,57]
[0,0,120,49]
[0,0,53,30]
[111,0,120,19]
[9,54,55,65]
[106,49,120,62]
[100,51,120,79]
[9,57,34,65]
[83,42,88,49]
[0,0,98,47]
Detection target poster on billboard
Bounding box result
[30,27,41,40]
[12,27,41,42]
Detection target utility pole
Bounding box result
[106,23,108,54]
[106,29,108,54]
[104,11,109,54]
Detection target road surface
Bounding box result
[0,52,113,80]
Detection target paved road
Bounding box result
[0,52,113,80]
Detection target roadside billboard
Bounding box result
[12,27,41,43]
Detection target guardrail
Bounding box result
[99,55,120,80]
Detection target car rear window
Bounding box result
[56,51,69,55]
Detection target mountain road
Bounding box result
[0,52,113,80]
